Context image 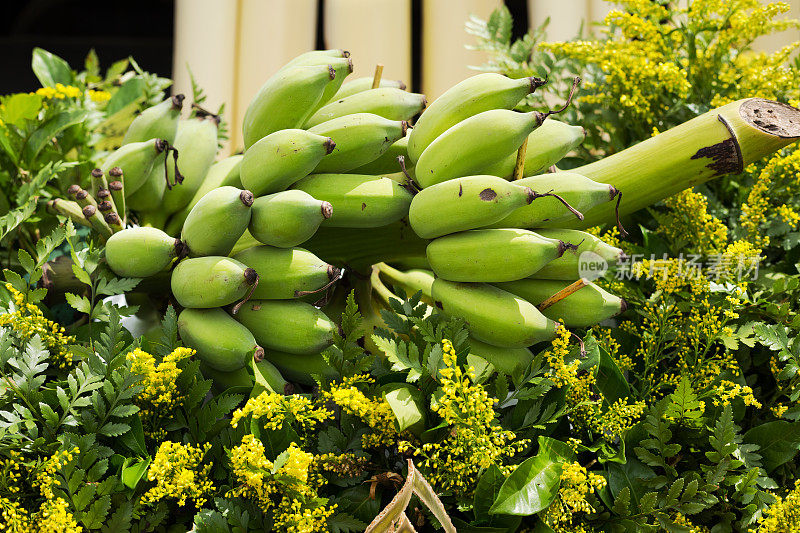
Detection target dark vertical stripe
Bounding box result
[410,0,422,93]
[505,0,529,41]
[315,0,326,50]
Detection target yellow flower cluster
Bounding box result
[322,375,398,448]
[141,441,213,507]
[657,190,729,256]
[592,326,632,371]
[741,148,800,249]
[88,90,111,103]
[0,496,30,533]
[543,461,607,532]
[314,452,368,478]
[127,347,193,436]
[0,283,74,368]
[35,497,81,533]
[230,391,331,435]
[711,380,761,409]
[228,435,336,532]
[36,83,82,99]
[400,340,526,498]
[758,479,800,532]
[0,452,23,496]
[35,448,77,501]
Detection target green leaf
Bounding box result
[489,454,563,516]
[65,293,92,314]
[121,457,150,489]
[743,421,800,472]
[119,414,147,456]
[0,198,37,242]
[665,378,703,423]
[474,465,505,522]
[594,345,630,403]
[32,48,73,87]
[612,487,631,516]
[1,93,43,127]
[328,512,368,533]
[537,436,576,463]
[23,109,88,162]
[382,384,424,432]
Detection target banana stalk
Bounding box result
[571,98,800,228]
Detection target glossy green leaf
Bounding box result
[743,421,800,472]
[489,454,562,516]
[32,47,73,87]
[121,457,150,490]
[474,465,505,522]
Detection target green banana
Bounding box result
[489,173,617,229]
[305,88,426,128]
[375,263,434,304]
[280,55,354,113]
[181,186,254,256]
[282,49,349,69]
[408,175,535,238]
[495,278,626,327]
[161,117,220,215]
[333,77,406,100]
[81,205,112,238]
[479,120,585,177]
[100,139,168,196]
[164,154,244,236]
[178,307,261,372]
[126,160,167,216]
[427,228,570,282]
[307,113,407,173]
[231,246,340,299]
[46,198,91,228]
[235,299,337,355]
[531,229,626,280]
[249,190,331,247]
[108,168,125,222]
[200,357,288,395]
[122,94,184,144]
[388,255,431,271]
[414,109,547,188]
[105,226,184,278]
[261,348,337,386]
[239,129,335,196]
[468,338,534,376]
[431,279,558,348]
[171,256,258,309]
[242,64,336,148]
[407,73,543,163]
[349,135,409,174]
[293,174,413,228]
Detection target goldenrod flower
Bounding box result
[141,441,214,507]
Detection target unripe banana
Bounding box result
[480,120,585,177]
[427,228,570,282]
[46,198,91,228]
[105,226,184,278]
[161,117,220,215]
[235,299,337,355]
[468,338,534,375]
[376,263,434,303]
[239,129,335,196]
[100,139,168,196]
[242,65,336,148]
[333,77,406,100]
[282,49,349,69]
[431,279,558,348]
[178,307,261,372]
[171,256,258,309]
[126,160,167,213]
[200,359,288,395]
[307,113,407,173]
[122,94,184,144]
[231,246,340,299]
[415,109,546,188]
[82,205,112,239]
[261,348,337,386]
[530,229,626,280]
[280,56,354,114]
[249,190,331,248]
[409,175,535,238]
[293,174,413,228]
[164,154,244,236]
[407,73,542,163]
[495,278,626,327]
[349,135,409,175]
[182,187,254,256]
[490,173,617,229]
[305,88,426,128]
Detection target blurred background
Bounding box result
[2,0,799,154]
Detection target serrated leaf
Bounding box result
[65,292,92,314]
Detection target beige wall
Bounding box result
[172,0,800,154]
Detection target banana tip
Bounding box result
[401,120,408,136]
[609,185,620,200]
[324,137,336,154]
[321,201,333,219]
[346,57,354,73]
[240,190,255,207]
[82,205,96,217]
[91,168,103,178]
[109,167,123,178]
[398,80,407,91]
[619,298,628,313]
[67,184,81,195]
[253,346,265,363]
[244,267,258,285]
[327,264,342,281]
[172,94,186,110]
